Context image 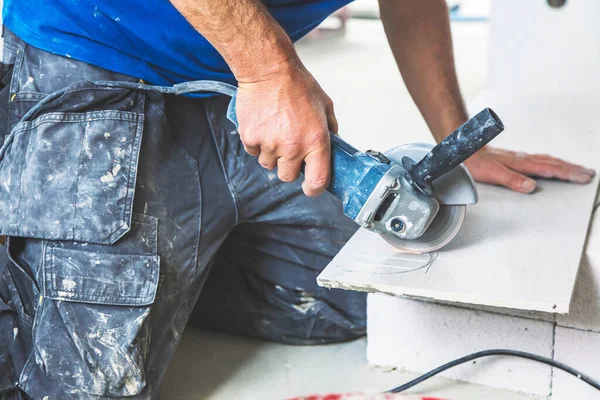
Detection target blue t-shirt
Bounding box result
[3,0,351,86]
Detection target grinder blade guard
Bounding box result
[377,143,474,253]
[347,108,504,253]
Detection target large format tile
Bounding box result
[319,92,600,313]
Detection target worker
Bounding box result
[0,1,595,399]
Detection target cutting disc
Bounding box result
[379,205,466,254]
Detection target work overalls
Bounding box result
[0,29,366,400]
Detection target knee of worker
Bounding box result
[192,280,367,345]
[272,284,368,345]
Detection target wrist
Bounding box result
[235,53,304,84]
[431,109,469,143]
[227,30,301,83]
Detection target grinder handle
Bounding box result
[405,108,504,195]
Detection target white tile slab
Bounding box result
[319,93,600,313]
[552,327,600,400]
[415,298,556,323]
[367,294,554,396]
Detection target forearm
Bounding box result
[379,0,468,142]
[169,0,299,82]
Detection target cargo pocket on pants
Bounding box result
[0,82,146,244]
[30,215,160,397]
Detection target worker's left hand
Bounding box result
[464,147,596,193]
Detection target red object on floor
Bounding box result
[287,394,447,400]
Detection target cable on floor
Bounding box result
[387,348,600,393]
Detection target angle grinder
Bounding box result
[323,108,504,253]
[224,91,503,253]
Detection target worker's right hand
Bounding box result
[235,58,338,197]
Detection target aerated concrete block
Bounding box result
[367,294,554,396]
[552,326,600,400]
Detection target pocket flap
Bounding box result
[43,245,159,306]
[0,83,146,245]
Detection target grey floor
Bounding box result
[161,327,543,400]
[161,16,545,400]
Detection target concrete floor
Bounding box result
[161,18,546,400]
[161,327,543,400]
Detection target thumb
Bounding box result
[302,147,331,197]
[326,102,338,135]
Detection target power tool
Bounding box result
[324,108,504,253]
[226,104,503,253]
[222,90,503,253]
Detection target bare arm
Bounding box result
[380,0,594,192]
[170,0,294,82]
[170,0,337,196]
[379,0,466,141]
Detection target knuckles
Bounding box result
[532,165,552,176]
[305,129,330,149]
[278,171,300,183]
[259,161,276,170]
[281,141,302,158]
[307,176,330,189]
[240,135,260,149]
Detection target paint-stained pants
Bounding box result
[0,30,366,399]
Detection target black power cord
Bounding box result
[388,349,600,393]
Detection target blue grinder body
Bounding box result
[227,97,392,222]
[328,135,393,221]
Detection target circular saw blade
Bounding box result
[380,205,466,254]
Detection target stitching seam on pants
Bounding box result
[147,100,203,280]
[204,99,240,225]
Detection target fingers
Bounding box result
[302,147,331,197]
[243,136,329,195]
[257,147,278,170]
[473,162,537,194]
[502,154,595,184]
[498,168,537,193]
[499,168,537,193]
[301,100,334,195]
[277,157,303,183]
[468,147,595,194]
[530,155,596,178]
[244,145,260,157]
[245,135,277,170]
[242,133,261,157]
[528,154,586,169]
